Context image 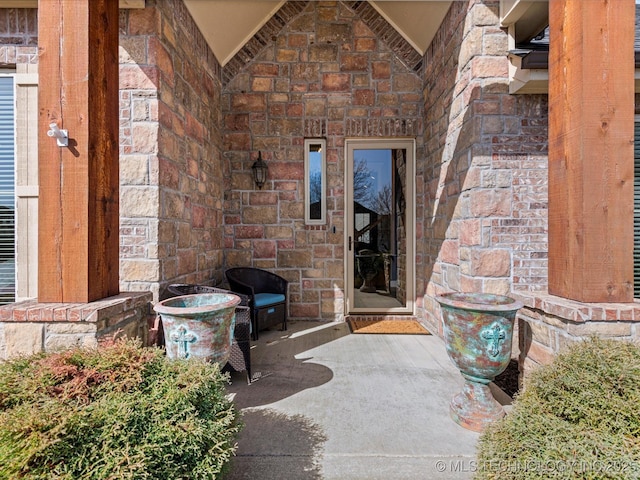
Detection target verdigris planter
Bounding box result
[154,293,241,365]
[436,292,523,432]
[356,252,382,293]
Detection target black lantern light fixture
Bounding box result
[251,151,268,189]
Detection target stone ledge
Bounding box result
[0,292,153,359]
[512,291,640,323]
[0,292,153,323]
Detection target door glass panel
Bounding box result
[347,140,413,313]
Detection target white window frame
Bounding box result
[11,64,38,301]
[344,137,416,315]
[0,71,16,304]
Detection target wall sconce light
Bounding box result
[47,122,68,147]
[251,151,268,189]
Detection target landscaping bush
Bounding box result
[0,339,241,479]
[475,337,640,480]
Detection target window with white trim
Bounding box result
[0,75,15,304]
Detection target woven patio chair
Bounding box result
[166,284,253,384]
[225,267,288,340]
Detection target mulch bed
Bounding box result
[493,359,520,398]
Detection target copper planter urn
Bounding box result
[154,292,241,365]
[436,292,523,432]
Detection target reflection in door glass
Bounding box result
[353,149,406,309]
[305,138,326,224]
[309,146,322,220]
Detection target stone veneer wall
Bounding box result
[0,9,155,358]
[2,2,639,373]
[0,8,37,63]
[513,293,640,377]
[419,0,640,381]
[119,0,226,301]
[221,1,424,321]
[0,3,226,303]
[419,0,549,336]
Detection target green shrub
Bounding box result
[475,337,640,480]
[0,339,241,479]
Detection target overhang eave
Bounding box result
[508,51,640,94]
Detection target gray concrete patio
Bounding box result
[224,320,509,480]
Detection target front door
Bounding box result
[345,139,415,314]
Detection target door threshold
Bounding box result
[345,314,418,322]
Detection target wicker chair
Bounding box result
[225,267,288,340]
[167,284,253,384]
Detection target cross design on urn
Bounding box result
[480,322,506,358]
[170,325,196,359]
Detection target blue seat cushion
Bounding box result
[254,293,285,308]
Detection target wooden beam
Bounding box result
[38,0,119,302]
[548,0,635,302]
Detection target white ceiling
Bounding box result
[184,1,453,67]
[371,1,452,56]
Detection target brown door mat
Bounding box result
[348,319,431,335]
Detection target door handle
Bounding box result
[349,236,352,251]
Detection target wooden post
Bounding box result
[548,0,635,303]
[38,0,120,303]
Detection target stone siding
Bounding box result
[418,1,640,382]
[221,1,424,321]
[0,9,37,64]
[119,0,226,300]
[0,4,226,302]
[419,0,549,336]
[0,8,36,44]
[514,292,640,382]
[1,1,639,380]
[0,9,154,358]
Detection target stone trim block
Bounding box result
[513,292,640,324]
[515,291,640,382]
[3,322,43,358]
[0,292,152,359]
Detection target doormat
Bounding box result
[348,319,431,335]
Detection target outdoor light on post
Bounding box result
[252,151,268,189]
[47,122,68,147]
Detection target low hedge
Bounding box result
[0,339,241,479]
[476,337,640,479]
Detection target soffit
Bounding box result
[183,1,286,67]
[500,0,548,43]
[364,1,452,56]
[184,0,453,67]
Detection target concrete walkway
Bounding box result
[224,321,492,480]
